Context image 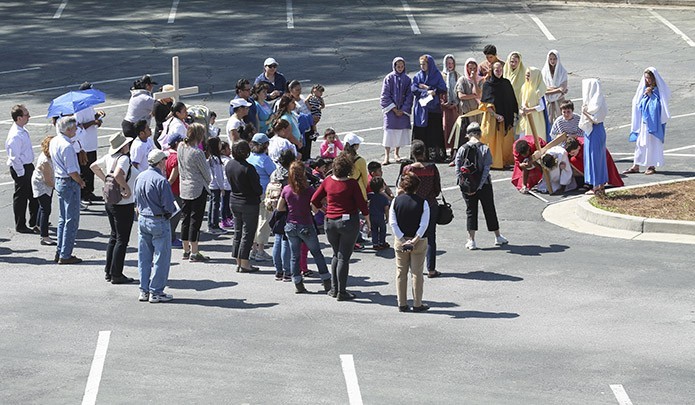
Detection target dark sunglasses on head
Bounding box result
[267,64,278,68]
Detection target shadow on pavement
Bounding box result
[349,275,388,287]
[167,279,238,291]
[170,298,278,309]
[494,244,569,256]
[427,310,520,319]
[441,271,523,282]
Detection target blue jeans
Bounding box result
[138,216,172,295]
[55,177,81,259]
[370,214,386,245]
[208,189,221,228]
[285,222,330,283]
[272,233,290,276]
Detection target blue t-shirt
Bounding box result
[368,192,389,218]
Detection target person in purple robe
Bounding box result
[411,54,448,163]
[380,57,413,165]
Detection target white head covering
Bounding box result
[630,67,671,133]
[442,54,459,103]
[579,78,608,136]
[541,50,568,103]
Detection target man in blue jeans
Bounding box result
[49,117,86,264]
[134,149,177,303]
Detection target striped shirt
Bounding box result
[550,113,584,138]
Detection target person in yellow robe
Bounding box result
[518,67,549,141]
[503,51,526,137]
[480,62,518,169]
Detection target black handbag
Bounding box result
[436,195,454,225]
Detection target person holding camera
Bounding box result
[389,172,430,313]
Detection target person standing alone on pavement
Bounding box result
[134,149,177,303]
[6,105,39,234]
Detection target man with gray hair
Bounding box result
[134,149,176,303]
[49,116,86,264]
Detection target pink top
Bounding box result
[319,139,344,159]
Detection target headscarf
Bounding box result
[503,51,526,105]
[630,67,670,138]
[578,78,608,136]
[464,58,480,83]
[541,50,568,103]
[442,54,459,103]
[521,67,547,109]
[481,66,518,131]
[414,54,445,90]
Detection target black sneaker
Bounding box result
[412,304,430,313]
[399,305,411,312]
[336,291,356,301]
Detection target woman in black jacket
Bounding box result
[225,140,263,272]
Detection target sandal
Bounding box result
[622,166,639,174]
[644,167,656,175]
[427,270,442,278]
[381,160,391,166]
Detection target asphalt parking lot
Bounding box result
[1,1,694,403]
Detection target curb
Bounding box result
[576,177,695,236]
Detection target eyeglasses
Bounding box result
[267,64,278,68]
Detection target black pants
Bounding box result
[181,190,207,243]
[463,182,500,232]
[80,150,97,199]
[11,164,38,229]
[325,215,360,293]
[425,201,439,271]
[36,194,52,237]
[169,195,182,242]
[121,120,136,138]
[232,203,260,260]
[105,203,135,279]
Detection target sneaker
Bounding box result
[149,293,173,303]
[412,304,430,313]
[40,237,57,246]
[274,273,283,281]
[208,226,225,235]
[256,249,272,261]
[495,235,508,246]
[138,291,149,302]
[221,218,234,229]
[58,256,83,264]
[465,240,478,250]
[189,252,210,262]
[80,202,89,211]
[249,250,257,261]
[182,251,191,260]
[282,274,292,282]
[172,239,183,248]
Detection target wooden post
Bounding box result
[152,56,199,102]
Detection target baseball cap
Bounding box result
[141,74,158,86]
[264,57,278,67]
[147,149,167,165]
[252,133,270,144]
[342,132,364,146]
[230,98,252,109]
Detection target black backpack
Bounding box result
[458,143,482,194]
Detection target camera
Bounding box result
[402,244,413,252]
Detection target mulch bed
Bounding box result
[590,179,695,222]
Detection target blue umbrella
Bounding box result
[46,89,106,118]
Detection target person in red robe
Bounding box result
[511,135,547,193]
[565,137,624,188]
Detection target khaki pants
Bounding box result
[395,237,427,307]
[254,203,273,247]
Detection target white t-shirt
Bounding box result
[75,107,99,152]
[159,117,187,149]
[94,153,141,205]
[130,137,155,170]
[225,115,244,144]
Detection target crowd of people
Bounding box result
[4,50,671,309]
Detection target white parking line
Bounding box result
[325,97,380,108]
[609,384,634,405]
[53,0,68,19]
[81,331,111,405]
[401,0,421,35]
[168,0,180,24]
[340,355,363,405]
[664,144,695,153]
[649,9,695,47]
[523,5,556,41]
[286,0,294,29]
[0,73,168,98]
[0,67,41,75]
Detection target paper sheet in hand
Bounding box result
[418,94,434,107]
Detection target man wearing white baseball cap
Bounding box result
[134,149,177,303]
[226,98,253,144]
[254,57,287,101]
